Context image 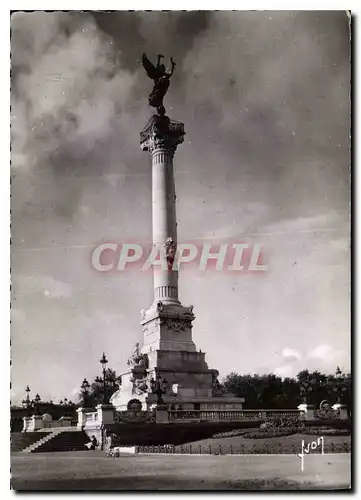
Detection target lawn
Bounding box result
[178,432,351,455]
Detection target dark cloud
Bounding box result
[92,11,211,72]
[181,11,350,225]
[11,11,350,223]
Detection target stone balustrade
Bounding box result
[85,412,98,423]
[22,415,75,432]
[168,409,301,423]
[76,406,349,428]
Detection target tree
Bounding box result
[297,369,329,405]
[223,368,352,409]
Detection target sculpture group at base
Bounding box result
[127,342,148,370]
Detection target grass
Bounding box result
[177,431,351,455]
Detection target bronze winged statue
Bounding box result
[142,53,176,114]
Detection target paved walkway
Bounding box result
[11,451,351,490]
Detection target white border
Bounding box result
[4,5,355,500]
[4,3,357,11]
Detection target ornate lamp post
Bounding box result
[333,367,347,404]
[100,352,109,404]
[80,378,90,406]
[22,385,32,416]
[33,393,41,415]
[300,381,311,405]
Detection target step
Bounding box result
[22,430,63,454]
[11,432,49,452]
[31,431,90,453]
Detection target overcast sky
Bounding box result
[11,11,350,404]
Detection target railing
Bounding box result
[85,412,98,423]
[111,442,351,455]
[168,409,301,422]
[78,407,346,427]
[114,410,155,424]
[42,419,77,429]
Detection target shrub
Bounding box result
[306,419,351,429]
[212,429,248,439]
[302,427,350,436]
[243,427,300,439]
[314,409,340,420]
[260,422,273,430]
[260,415,304,429]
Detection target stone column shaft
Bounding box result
[140,114,185,306]
[151,147,179,303]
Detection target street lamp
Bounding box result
[333,367,347,404]
[22,386,32,415]
[22,386,31,406]
[81,378,90,393]
[33,393,41,415]
[80,378,90,407]
[100,352,108,404]
[300,381,311,404]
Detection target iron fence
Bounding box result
[105,442,351,456]
[167,409,302,422]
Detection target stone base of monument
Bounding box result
[110,379,245,413]
[110,301,245,413]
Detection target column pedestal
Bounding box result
[76,407,94,429]
[96,404,115,425]
[297,403,315,420]
[155,409,169,424]
[332,403,349,419]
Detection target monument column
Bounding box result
[152,146,178,304]
[139,113,196,355]
[141,114,185,306]
[109,53,245,411]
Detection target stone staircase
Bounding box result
[22,430,64,453]
[11,432,49,452]
[14,428,90,454]
[31,429,90,453]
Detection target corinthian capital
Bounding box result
[140,114,185,154]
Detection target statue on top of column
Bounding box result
[142,53,176,115]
